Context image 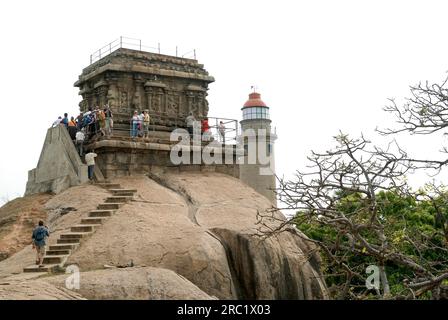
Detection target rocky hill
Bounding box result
[0,172,329,300]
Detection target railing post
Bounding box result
[99,48,101,59]
[90,54,92,64]
[194,49,196,60]
[139,39,142,51]
[158,42,160,54]
[109,43,112,54]
[120,36,123,48]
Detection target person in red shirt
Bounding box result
[201,118,210,133]
[201,118,211,141]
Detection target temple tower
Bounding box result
[239,91,277,204]
[72,46,240,179]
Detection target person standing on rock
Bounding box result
[32,220,50,267]
[85,150,97,181]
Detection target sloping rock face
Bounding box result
[0,267,213,300]
[158,173,328,299]
[66,173,328,299]
[0,276,84,300]
[0,193,52,261]
[0,172,328,299]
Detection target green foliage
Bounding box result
[294,190,448,299]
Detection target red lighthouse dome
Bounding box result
[243,92,267,108]
[242,91,270,120]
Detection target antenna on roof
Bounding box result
[251,85,258,93]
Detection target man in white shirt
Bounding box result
[75,130,85,157]
[218,121,226,143]
[52,116,62,127]
[85,151,97,181]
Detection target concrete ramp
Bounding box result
[25,126,89,195]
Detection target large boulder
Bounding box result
[44,266,215,300]
[0,267,212,300]
[66,173,328,299]
[159,172,328,299]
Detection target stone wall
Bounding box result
[89,139,240,179]
[25,126,88,195]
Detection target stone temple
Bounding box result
[25,43,277,203]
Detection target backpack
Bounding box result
[35,227,46,241]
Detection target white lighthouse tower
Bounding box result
[239,91,277,204]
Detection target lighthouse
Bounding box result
[239,91,277,204]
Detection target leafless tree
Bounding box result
[379,76,448,135]
[378,75,448,171]
[257,132,448,299]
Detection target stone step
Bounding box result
[112,130,131,138]
[81,217,106,225]
[111,191,135,197]
[105,196,133,203]
[109,189,137,196]
[49,244,78,251]
[70,224,96,233]
[98,203,123,210]
[46,249,71,256]
[89,210,115,217]
[60,232,91,240]
[95,183,121,189]
[43,255,68,264]
[24,264,59,273]
[57,238,80,244]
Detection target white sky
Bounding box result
[1,0,448,203]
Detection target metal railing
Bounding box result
[90,36,197,64]
[79,112,238,145]
[208,117,239,145]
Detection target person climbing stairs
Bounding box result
[23,182,137,273]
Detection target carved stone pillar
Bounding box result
[132,84,144,111]
[95,80,109,108]
[185,84,207,118]
[107,83,119,113]
[144,80,167,124]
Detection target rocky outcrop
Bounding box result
[65,173,328,299]
[0,172,329,300]
[158,172,329,299]
[65,175,237,299]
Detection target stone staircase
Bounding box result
[23,182,137,273]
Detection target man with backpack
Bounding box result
[32,220,50,267]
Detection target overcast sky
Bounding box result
[1,0,448,204]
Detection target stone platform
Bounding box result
[86,135,242,179]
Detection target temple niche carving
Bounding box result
[74,48,214,129]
